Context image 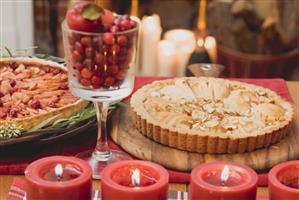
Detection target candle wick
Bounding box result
[221,180,226,186]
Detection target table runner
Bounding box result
[0,77,293,186]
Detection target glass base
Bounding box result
[76,149,132,179]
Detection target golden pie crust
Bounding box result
[0,57,88,131]
[131,77,294,154]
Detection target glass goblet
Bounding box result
[62,18,139,179]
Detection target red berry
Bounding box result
[109,25,119,33]
[119,55,128,63]
[31,100,41,109]
[10,62,18,70]
[81,36,92,46]
[95,53,105,64]
[119,15,130,20]
[85,47,94,58]
[103,33,115,45]
[119,20,130,30]
[101,45,110,54]
[52,68,61,75]
[9,80,16,87]
[81,68,92,79]
[10,109,18,118]
[75,42,84,53]
[72,50,81,62]
[129,20,137,28]
[59,82,69,90]
[93,36,102,46]
[0,110,7,118]
[74,62,83,71]
[111,44,120,54]
[0,92,4,97]
[92,66,104,76]
[76,73,82,79]
[108,65,119,74]
[119,63,129,70]
[68,33,76,45]
[43,66,51,73]
[83,58,93,67]
[117,35,127,46]
[104,76,115,86]
[91,75,103,87]
[80,78,91,86]
[0,99,3,107]
[101,9,115,27]
[115,71,126,81]
[48,102,57,108]
[107,55,117,65]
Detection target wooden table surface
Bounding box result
[1,81,298,199]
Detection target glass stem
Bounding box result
[92,101,111,161]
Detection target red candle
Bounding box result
[269,160,299,200]
[101,160,169,200]
[25,156,92,200]
[189,162,258,200]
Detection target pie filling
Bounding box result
[136,78,293,137]
[0,60,79,121]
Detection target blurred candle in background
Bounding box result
[164,29,196,76]
[204,36,217,63]
[157,40,176,76]
[140,15,162,76]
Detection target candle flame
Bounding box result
[55,164,63,181]
[131,169,141,187]
[197,37,205,47]
[220,165,230,184]
[204,36,216,49]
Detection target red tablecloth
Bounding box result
[0,77,293,186]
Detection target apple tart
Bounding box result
[0,57,88,131]
[131,77,294,154]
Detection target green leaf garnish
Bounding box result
[41,54,50,60]
[80,3,104,21]
[4,47,13,57]
[29,114,61,131]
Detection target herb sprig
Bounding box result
[0,123,23,139]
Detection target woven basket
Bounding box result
[217,45,299,79]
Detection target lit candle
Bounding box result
[269,160,299,200]
[130,0,139,17]
[25,156,92,200]
[189,162,258,200]
[197,0,207,36]
[140,15,162,76]
[157,40,177,76]
[164,29,196,76]
[101,160,169,200]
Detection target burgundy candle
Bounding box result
[189,162,258,200]
[25,156,92,200]
[269,160,299,200]
[101,160,169,200]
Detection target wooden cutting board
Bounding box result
[111,106,299,172]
